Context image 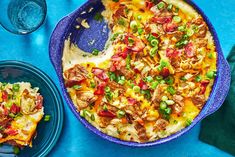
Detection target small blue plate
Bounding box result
[0,61,64,157]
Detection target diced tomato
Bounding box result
[35,95,43,109]
[134,68,140,73]
[65,80,84,88]
[94,83,106,95]
[151,33,159,38]
[166,48,180,58]
[200,80,210,94]
[5,128,18,136]
[160,67,170,78]
[163,23,178,32]
[98,110,116,118]
[151,16,172,24]
[127,98,137,105]
[2,90,8,102]
[145,1,154,10]
[138,80,148,90]
[10,103,20,114]
[92,68,109,81]
[119,47,129,59]
[124,34,145,52]
[3,106,9,116]
[185,42,195,58]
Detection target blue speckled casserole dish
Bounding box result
[49,0,231,147]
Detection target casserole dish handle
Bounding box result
[204,56,231,117]
[49,15,72,72]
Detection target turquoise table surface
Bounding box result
[0,0,235,157]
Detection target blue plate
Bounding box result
[0,61,64,157]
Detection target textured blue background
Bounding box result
[0,0,234,157]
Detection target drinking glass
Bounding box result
[0,0,47,35]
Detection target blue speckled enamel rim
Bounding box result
[49,0,231,147]
[0,61,64,155]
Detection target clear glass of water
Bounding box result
[0,0,47,35]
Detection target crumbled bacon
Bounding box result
[92,68,109,81]
[138,80,148,90]
[98,110,116,118]
[185,42,195,58]
[127,98,137,105]
[200,80,210,94]
[10,104,20,114]
[163,22,178,32]
[94,82,106,95]
[151,16,172,24]
[166,48,180,58]
[35,95,43,109]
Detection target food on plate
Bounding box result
[62,0,217,142]
[0,82,44,147]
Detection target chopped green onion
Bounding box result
[13,146,20,154]
[178,25,186,32]
[80,110,85,117]
[118,18,125,26]
[118,76,125,85]
[147,34,157,42]
[161,96,168,101]
[150,81,159,89]
[165,76,174,85]
[208,52,214,59]
[141,90,151,99]
[150,39,159,47]
[195,75,202,82]
[90,81,96,88]
[111,33,120,41]
[173,16,181,23]
[206,71,216,79]
[109,72,117,81]
[90,114,95,121]
[160,59,168,67]
[117,110,125,118]
[167,86,176,95]
[160,80,166,84]
[186,119,192,126]
[165,100,175,105]
[73,85,82,90]
[105,91,113,101]
[103,104,108,111]
[128,37,135,46]
[165,107,172,114]
[105,86,111,93]
[137,15,142,20]
[156,76,163,81]
[0,126,4,130]
[138,28,144,35]
[167,4,173,11]
[112,0,119,2]
[160,101,167,110]
[94,12,103,21]
[186,29,194,37]
[13,84,20,92]
[92,49,100,56]
[180,76,187,81]
[146,76,153,82]
[130,20,138,30]
[126,54,131,70]
[149,46,158,57]
[133,86,140,93]
[174,7,179,13]
[157,2,165,10]
[44,115,51,122]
